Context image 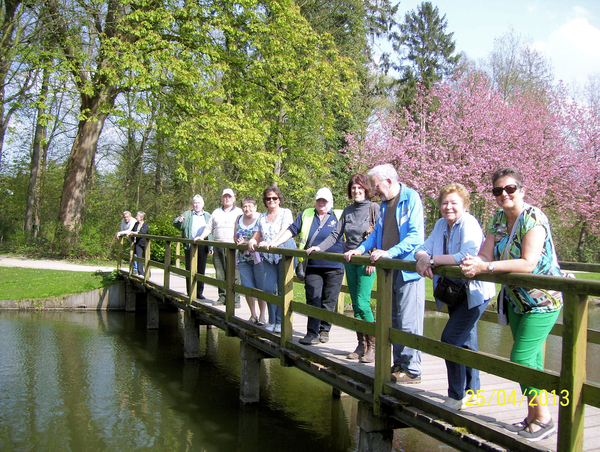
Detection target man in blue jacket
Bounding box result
[345,164,425,383]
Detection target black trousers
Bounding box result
[304,267,344,337]
[185,245,209,296]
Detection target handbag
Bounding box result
[362,203,377,240]
[433,234,467,307]
[434,276,468,307]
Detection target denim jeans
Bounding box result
[261,259,282,325]
[441,296,489,400]
[304,267,344,337]
[238,260,262,290]
[392,273,425,376]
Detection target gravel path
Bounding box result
[0,255,115,273]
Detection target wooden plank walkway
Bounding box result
[133,267,600,452]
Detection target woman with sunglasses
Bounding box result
[248,186,296,332]
[461,168,563,442]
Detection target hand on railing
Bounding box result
[306,246,321,255]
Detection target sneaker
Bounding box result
[212,300,225,306]
[390,365,421,384]
[518,419,555,442]
[265,324,276,332]
[319,331,329,343]
[443,395,469,411]
[299,334,320,345]
[504,418,529,433]
[273,324,281,333]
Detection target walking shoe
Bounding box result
[503,418,529,433]
[264,323,276,332]
[212,300,225,306]
[273,324,281,333]
[299,334,320,345]
[518,419,555,442]
[443,395,469,411]
[319,331,329,343]
[197,294,206,300]
[390,365,421,384]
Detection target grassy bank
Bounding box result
[0,268,119,300]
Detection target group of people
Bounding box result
[120,163,563,443]
[116,210,148,276]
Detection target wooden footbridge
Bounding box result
[118,236,600,452]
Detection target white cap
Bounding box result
[315,187,333,203]
[222,188,235,197]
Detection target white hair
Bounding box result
[367,164,399,183]
[192,194,204,206]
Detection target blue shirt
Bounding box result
[357,184,424,281]
[415,212,495,310]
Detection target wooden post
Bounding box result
[357,401,393,452]
[225,247,236,320]
[175,242,181,268]
[188,244,198,303]
[129,241,135,276]
[183,309,199,358]
[117,236,122,270]
[373,268,394,416]
[557,292,588,452]
[147,293,159,329]
[281,255,295,349]
[239,342,267,404]
[163,240,171,292]
[143,239,151,282]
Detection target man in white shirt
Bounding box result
[116,211,138,274]
[197,188,243,306]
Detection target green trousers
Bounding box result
[344,263,375,322]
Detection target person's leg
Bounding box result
[260,260,278,325]
[441,298,488,400]
[135,244,145,276]
[344,263,360,315]
[353,265,375,322]
[304,268,324,337]
[213,247,226,303]
[252,261,268,322]
[392,275,425,376]
[196,244,209,297]
[184,248,192,295]
[238,261,257,318]
[319,268,344,333]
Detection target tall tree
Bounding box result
[388,1,460,109]
[487,27,554,100]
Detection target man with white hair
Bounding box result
[116,211,138,273]
[345,164,425,383]
[197,188,243,307]
[268,187,344,343]
[174,195,212,299]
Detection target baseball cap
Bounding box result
[222,188,235,197]
[315,187,333,203]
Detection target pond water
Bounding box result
[1,307,598,452]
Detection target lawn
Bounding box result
[0,267,119,300]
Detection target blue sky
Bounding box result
[389,0,600,87]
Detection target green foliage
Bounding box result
[148,216,180,263]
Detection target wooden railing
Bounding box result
[118,235,600,452]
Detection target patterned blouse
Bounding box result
[488,203,563,314]
[236,216,259,264]
[254,208,294,264]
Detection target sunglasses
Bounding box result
[491,184,522,197]
[265,197,279,201]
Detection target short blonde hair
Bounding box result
[437,183,471,210]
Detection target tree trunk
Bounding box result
[24,69,50,238]
[57,89,118,248]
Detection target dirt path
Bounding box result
[0,255,115,273]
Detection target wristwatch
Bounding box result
[429,257,435,267]
[488,262,496,274]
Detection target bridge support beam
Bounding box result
[239,342,269,404]
[183,310,200,358]
[126,284,137,312]
[147,294,160,329]
[357,401,394,452]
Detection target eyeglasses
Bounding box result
[265,197,279,201]
[491,184,522,197]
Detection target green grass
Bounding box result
[0,268,119,300]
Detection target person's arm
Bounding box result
[461,226,545,277]
[247,231,263,252]
[173,212,186,231]
[266,229,293,249]
[265,210,299,249]
[386,192,424,259]
[117,219,136,237]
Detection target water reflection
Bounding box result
[0,311,447,452]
